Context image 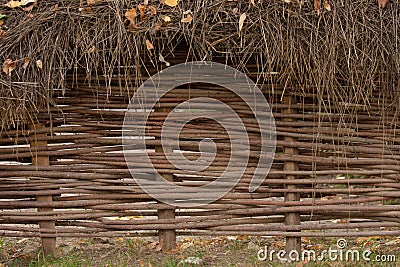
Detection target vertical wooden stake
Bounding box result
[29,123,56,256]
[155,107,176,251]
[283,96,301,254]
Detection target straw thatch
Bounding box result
[0,0,399,129]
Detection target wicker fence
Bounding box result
[1,58,400,255]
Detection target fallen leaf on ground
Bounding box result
[146,39,154,50]
[238,13,246,36]
[0,29,5,39]
[164,0,178,7]
[50,4,58,11]
[0,14,7,19]
[125,8,137,28]
[249,0,255,5]
[314,0,321,15]
[3,59,16,76]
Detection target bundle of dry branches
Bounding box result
[0,0,399,129]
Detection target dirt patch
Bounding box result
[0,235,399,266]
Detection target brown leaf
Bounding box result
[145,39,154,50]
[149,5,157,14]
[164,0,178,7]
[378,0,389,8]
[238,13,246,36]
[249,0,255,5]
[35,59,42,69]
[138,4,146,20]
[314,0,321,15]
[125,8,137,28]
[22,58,30,69]
[3,59,16,76]
[181,13,193,23]
[87,0,101,5]
[0,29,5,39]
[324,0,331,11]
[5,1,22,8]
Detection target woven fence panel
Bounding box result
[1,60,400,238]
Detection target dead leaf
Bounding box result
[3,59,16,76]
[162,15,171,22]
[22,58,30,69]
[378,0,389,8]
[164,0,179,7]
[125,8,137,28]
[149,5,157,15]
[239,13,246,36]
[138,4,146,20]
[314,0,321,15]
[87,0,101,5]
[26,13,33,18]
[324,0,331,11]
[181,14,193,23]
[50,4,58,11]
[146,39,154,50]
[249,0,255,5]
[144,0,149,5]
[0,29,5,39]
[5,1,22,8]
[139,261,145,267]
[79,7,92,13]
[35,59,42,69]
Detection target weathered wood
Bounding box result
[155,107,176,251]
[29,123,56,256]
[283,96,301,254]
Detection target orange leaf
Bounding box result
[314,0,321,15]
[3,59,16,76]
[378,0,389,8]
[146,39,154,50]
[324,0,331,11]
[138,4,146,20]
